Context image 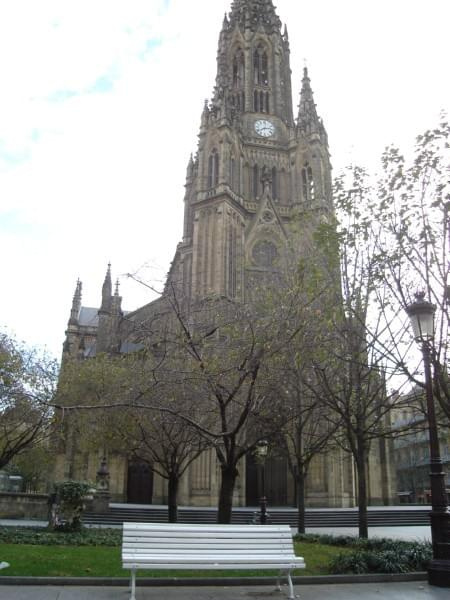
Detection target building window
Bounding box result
[228,226,237,298]
[253,164,259,199]
[254,45,269,86]
[233,49,245,89]
[229,156,236,191]
[272,167,277,200]
[208,149,219,188]
[302,163,315,202]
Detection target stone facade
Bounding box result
[57,0,395,508]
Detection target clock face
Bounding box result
[255,119,275,138]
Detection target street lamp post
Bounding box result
[255,440,269,525]
[406,292,450,587]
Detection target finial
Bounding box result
[303,61,309,79]
[115,279,120,296]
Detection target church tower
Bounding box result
[176,0,332,305]
[59,1,396,509]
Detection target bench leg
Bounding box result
[130,569,136,600]
[275,571,282,592]
[287,570,295,600]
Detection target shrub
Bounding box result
[50,481,93,532]
[294,532,432,574]
[329,543,431,574]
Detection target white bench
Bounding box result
[122,522,305,600]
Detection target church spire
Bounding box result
[100,263,112,313]
[68,279,82,325]
[297,67,325,140]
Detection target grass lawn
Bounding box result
[0,541,349,578]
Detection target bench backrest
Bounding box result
[122,522,296,557]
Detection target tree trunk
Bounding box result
[217,465,238,524]
[167,475,179,523]
[356,448,368,539]
[296,472,306,534]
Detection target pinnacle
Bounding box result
[297,67,321,136]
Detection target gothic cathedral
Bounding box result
[59,0,395,508]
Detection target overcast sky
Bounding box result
[0,0,449,360]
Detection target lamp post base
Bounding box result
[428,559,450,587]
[428,509,450,587]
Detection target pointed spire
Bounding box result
[68,279,82,325]
[186,153,194,181]
[200,99,210,132]
[297,67,321,137]
[100,263,112,312]
[111,277,123,317]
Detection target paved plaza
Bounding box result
[0,582,448,600]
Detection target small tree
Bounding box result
[121,405,210,523]
[0,332,56,470]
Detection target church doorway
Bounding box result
[245,454,288,507]
[127,460,153,504]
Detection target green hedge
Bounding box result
[294,533,432,574]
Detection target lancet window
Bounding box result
[252,164,260,199]
[271,167,278,200]
[208,149,219,188]
[231,92,245,111]
[302,163,315,202]
[230,156,240,193]
[254,44,269,86]
[232,48,245,89]
[228,226,237,298]
[253,90,270,113]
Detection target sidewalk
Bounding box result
[0,582,448,600]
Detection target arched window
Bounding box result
[229,156,235,191]
[271,167,277,200]
[254,90,259,112]
[228,226,237,298]
[254,44,269,86]
[208,149,219,188]
[302,164,315,202]
[253,164,259,199]
[233,49,245,89]
[265,92,270,113]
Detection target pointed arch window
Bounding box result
[252,164,260,199]
[302,163,315,202]
[233,92,245,111]
[233,48,245,89]
[271,167,278,200]
[254,44,269,86]
[228,225,237,298]
[208,149,219,188]
[229,156,236,191]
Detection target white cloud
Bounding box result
[0,0,449,357]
